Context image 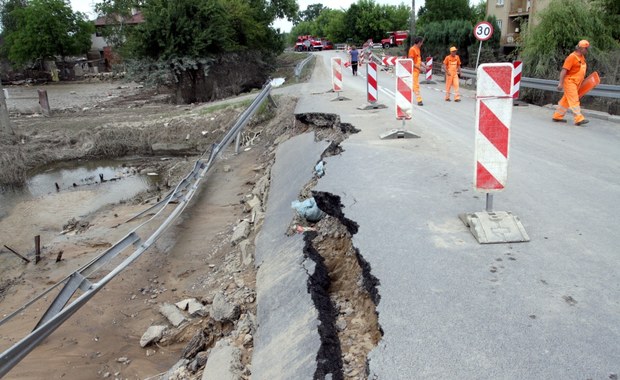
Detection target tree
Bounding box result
[298,3,325,23]
[417,0,471,27]
[521,0,617,79]
[3,0,94,67]
[0,0,27,58]
[126,0,297,103]
[0,0,27,35]
[470,1,486,24]
[591,0,620,41]
[520,0,619,106]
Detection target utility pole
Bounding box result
[0,80,14,135]
[409,0,416,39]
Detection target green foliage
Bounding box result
[289,0,409,45]
[126,0,234,60]
[417,0,472,27]
[590,0,620,41]
[343,0,409,44]
[0,0,27,58]
[3,0,94,66]
[0,0,27,34]
[520,0,618,80]
[418,20,475,66]
[470,1,486,24]
[298,3,325,23]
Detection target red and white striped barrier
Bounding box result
[381,56,398,66]
[474,63,514,191]
[367,62,378,103]
[425,57,433,82]
[512,61,522,99]
[331,57,343,92]
[395,59,413,120]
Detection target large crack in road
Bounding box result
[294,113,382,380]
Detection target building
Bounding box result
[91,10,144,69]
[485,0,551,54]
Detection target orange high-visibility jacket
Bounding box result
[562,52,587,86]
[443,55,461,75]
[408,46,423,72]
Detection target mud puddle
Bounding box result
[0,158,160,273]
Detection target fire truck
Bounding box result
[294,35,323,52]
[381,31,409,49]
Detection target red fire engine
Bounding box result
[294,35,324,52]
[381,31,409,49]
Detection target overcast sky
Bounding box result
[69,0,426,32]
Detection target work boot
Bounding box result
[455,99,461,102]
[575,119,589,126]
[445,98,451,101]
[552,118,567,123]
[417,101,424,106]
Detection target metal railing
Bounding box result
[460,68,620,99]
[0,81,277,377]
[294,55,314,80]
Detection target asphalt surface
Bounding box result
[258,50,620,379]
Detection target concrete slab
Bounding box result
[252,133,330,380]
[460,211,530,243]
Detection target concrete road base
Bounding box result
[358,103,387,110]
[459,211,530,244]
[379,129,420,139]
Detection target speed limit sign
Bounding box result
[474,21,494,41]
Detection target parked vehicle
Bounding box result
[381,31,408,49]
[294,35,323,52]
[321,40,334,50]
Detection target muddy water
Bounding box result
[0,159,158,219]
[0,159,159,270]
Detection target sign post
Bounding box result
[459,63,529,244]
[379,58,419,139]
[330,57,349,101]
[473,21,493,70]
[358,61,387,110]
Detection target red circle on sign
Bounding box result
[474,21,494,41]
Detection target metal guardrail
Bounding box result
[460,68,620,99]
[294,55,314,79]
[0,81,277,377]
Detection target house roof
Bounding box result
[94,12,144,26]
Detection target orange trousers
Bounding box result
[413,71,422,103]
[445,73,460,100]
[553,79,585,124]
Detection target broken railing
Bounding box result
[0,79,279,377]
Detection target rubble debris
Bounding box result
[175,298,208,317]
[140,325,167,347]
[231,220,251,246]
[159,302,187,327]
[201,339,244,380]
[211,292,241,323]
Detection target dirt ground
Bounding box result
[0,78,290,379]
[0,53,379,380]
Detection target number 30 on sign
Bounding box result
[474,21,494,41]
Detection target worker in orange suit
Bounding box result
[552,40,590,126]
[408,36,427,106]
[442,46,462,102]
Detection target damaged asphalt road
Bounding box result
[253,51,620,379]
